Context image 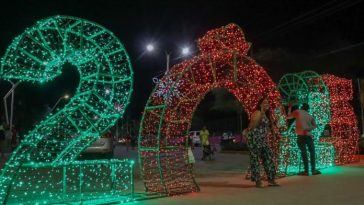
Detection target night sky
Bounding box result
[0,0,363,133]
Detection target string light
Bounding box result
[277,71,335,174]
[277,72,360,174]
[0,15,134,204]
[153,77,184,105]
[0,16,359,202]
[7,160,135,204]
[138,23,284,194]
[322,74,360,164]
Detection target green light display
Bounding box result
[7,160,134,204]
[0,15,133,204]
[277,71,335,174]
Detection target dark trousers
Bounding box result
[297,135,316,172]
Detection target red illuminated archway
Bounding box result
[138,24,283,195]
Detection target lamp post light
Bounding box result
[145,43,191,75]
[182,47,190,56]
[146,44,154,52]
[50,94,69,113]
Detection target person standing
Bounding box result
[287,103,321,176]
[244,98,279,188]
[200,126,210,160]
[186,136,195,168]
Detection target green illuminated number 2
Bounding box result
[0,15,133,202]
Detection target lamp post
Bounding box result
[165,52,170,74]
[50,94,70,113]
[2,80,20,129]
[145,43,191,76]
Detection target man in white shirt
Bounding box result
[287,103,321,176]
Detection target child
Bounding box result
[187,136,195,168]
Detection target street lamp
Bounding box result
[146,44,154,52]
[182,47,190,56]
[145,43,192,75]
[145,43,170,74]
[50,94,69,113]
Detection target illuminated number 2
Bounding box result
[0,15,133,202]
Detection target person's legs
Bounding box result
[207,145,212,160]
[306,136,321,175]
[306,136,316,171]
[202,145,207,160]
[249,148,262,187]
[261,146,278,185]
[297,136,309,174]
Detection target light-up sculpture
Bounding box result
[322,74,360,164]
[138,24,283,195]
[278,71,335,174]
[0,15,133,204]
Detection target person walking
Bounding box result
[287,102,321,176]
[200,126,210,160]
[244,97,279,188]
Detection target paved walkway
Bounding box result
[128,146,364,205]
[1,145,364,205]
[132,161,364,205]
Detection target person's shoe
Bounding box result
[312,170,321,175]
[298,171,308,176]
[268,180,280,187]
[255,181,264,188]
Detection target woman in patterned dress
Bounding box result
[245,98,279,188]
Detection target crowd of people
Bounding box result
[244,97,321,187]
[187,96,321,188]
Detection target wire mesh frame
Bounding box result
[138,24,282,195]
[0,15,133,203]
[277,71,334,174]
[6,159,135,204]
